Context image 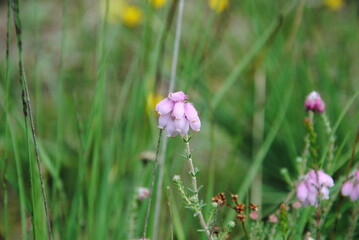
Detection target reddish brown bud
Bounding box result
[233,203,245,213]
[236,214,246,222]
[249,203,259,212]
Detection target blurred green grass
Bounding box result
[1,0,359,239]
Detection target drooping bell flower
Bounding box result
[155,91,201,137]
[341,171,359,202]
[305,91,325,113]
[296,169,334,206]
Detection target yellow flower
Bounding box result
[324,0,344,10]
[147,92,164,114]
[149,0,167,8]
[103,0,142,26]
[121,5,143,27]
[209,0,229,14]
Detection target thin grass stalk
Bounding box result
[241,222,249,240]
[11,0,52,239]
[86,0,109,236]
[152,0,185,239]
[3,0,12,238]
[284,0,305,52]
[9,121,27,239]
[143,130,163,238]
[209,0,303,110]
[33,0,42,129]
[152,135,168,239]
[155,0,178,80]
[55,0,69,188]
[52,0,70,235]
[2,156,8,240]
[166,186,174,240]
[8,119,28,239]
[345,204,359,240]
[71,93,86,239]
[251,66,266,207]
[169,0,184,93]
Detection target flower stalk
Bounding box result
[321,114,335,171]
[183,135,212,239]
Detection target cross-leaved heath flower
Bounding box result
[341,171,359,201]
[296,169,334,206]
[156,91,201,137]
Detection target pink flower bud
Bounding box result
[168,91,187,102]
[297,182,308,202]
[184,102,199,122]
[341,182,353,196]
[165,119,178,137]
[249,211,259,220]
[305,91,325,113]
[355,171,359,180]
[189,118,201,132]
[175,117,189,135]
[296,169,334,206]
[318,170,334,187]
[173,102,185,119]
[341,171,359,201]
[269,214,278,223]
[158,114,171,129]
[292,201,301,209]
[156,98,174,115]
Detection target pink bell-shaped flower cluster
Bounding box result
[155,91,201,137]
[341,171,359,201]
[305,91,325,113]
[296,169,334,206]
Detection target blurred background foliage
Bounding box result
[1,0,359,239]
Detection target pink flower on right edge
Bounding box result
[155,91,201,137]
[296,169,334,206]
[305,91,325,113]
[341,171,359,201]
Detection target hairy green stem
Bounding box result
[184,135,212,239]
[301,112,313,174]
[321,114,335,171]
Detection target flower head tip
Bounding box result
[305,91,325,113]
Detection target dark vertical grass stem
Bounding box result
[11,0,53,239]
[3,0,12,238]
[143,129,163,239]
